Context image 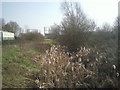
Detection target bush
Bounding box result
[50,2,95,52]
[35,45,98,88]
[34,45,118,88]
[20,32,44,42]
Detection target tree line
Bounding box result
[0,2,119,52]
[0,19,22,37]
[48,2,119,87]
[49,2,119,53]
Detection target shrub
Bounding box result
[34,45,118,88]
[49,2,95,52]
[35,45,98,88]
[20,32,44,42]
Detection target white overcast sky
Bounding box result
[0,0,120,34]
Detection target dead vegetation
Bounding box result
[33,45,118,88]
[2,40,118,88]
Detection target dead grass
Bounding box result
[33,45,118,88]
[35,45,96,88]
[2,41,118,88]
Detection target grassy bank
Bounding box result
[2,40,51,88]
[2,39,118,88]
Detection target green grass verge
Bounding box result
[2,44,42,88]
[42,39,56,45]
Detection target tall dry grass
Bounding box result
[34,45,99,88]
[33,45,118,88]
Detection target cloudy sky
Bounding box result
[1,0,119,34]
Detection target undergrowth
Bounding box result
[2,42,45,88]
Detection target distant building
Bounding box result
[0,30,15,40]
[44,27,51,39]
[26,29,39,33]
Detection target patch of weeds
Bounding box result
[3,74,31,88]
[42,39,56,45]
[2,44,42,88]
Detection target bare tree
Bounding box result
[3,21,21,36]
[59,2,95,52]
[0,18,6,30]
[101,23,112,31]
